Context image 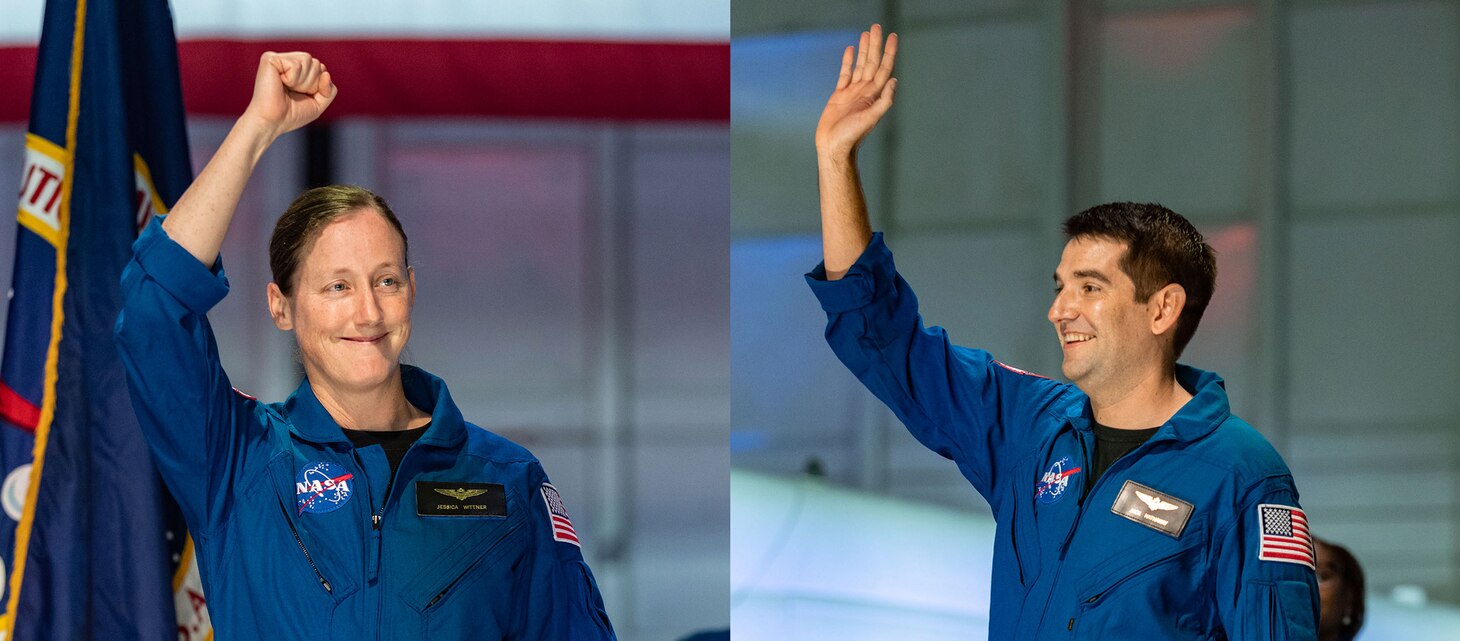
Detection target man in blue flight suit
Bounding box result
[806,25,1318,639]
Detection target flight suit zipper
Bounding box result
[350,448,390,641]
[276,497,332,594]
[1032,429,1089,636]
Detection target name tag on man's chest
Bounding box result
[1111,480,1193,537]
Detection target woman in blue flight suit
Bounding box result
[114,52,615,639]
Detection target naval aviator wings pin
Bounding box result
[416,481,507,517]
[1111,480,1194,537]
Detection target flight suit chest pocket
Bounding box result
[267,455,362,602]
[399,490,529,634]
[205,456,360,640]
[1069,515,1209,640]
[1007,452,1043,587]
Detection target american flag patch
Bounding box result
[540,483,580,547]
[1257,504,1314,570]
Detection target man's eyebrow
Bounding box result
[1066,269,1111,284]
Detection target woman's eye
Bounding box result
[328,282,347,292]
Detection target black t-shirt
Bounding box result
[1084,421,1160,499]
[342,423,430,487]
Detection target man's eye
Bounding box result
[1083,284,1099,294]
[328,282,347,292]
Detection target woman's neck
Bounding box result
[309,367,431,431]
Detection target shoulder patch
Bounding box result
[540,483,580,547]
[996,361,1049,379]
[1257,504,1314,570]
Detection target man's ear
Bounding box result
[1148,283,1187,338]
[267,282,293,331]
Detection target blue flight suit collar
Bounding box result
[282,364,468,450]
[1063,364,1232,444]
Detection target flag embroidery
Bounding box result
[1257,504,1314,570]
[540,484,580,547]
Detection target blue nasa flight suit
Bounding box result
[807,234,1319,640]
[114,217,616,640]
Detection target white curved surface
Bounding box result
[731,468,1460,641]
[731,470,993,641]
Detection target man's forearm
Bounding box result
[817,149,873,280]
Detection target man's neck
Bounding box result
[1086,364,1193,430]
[309,367,431,432]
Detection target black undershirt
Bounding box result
[341,423,430,485]
[1084,421,1160,499]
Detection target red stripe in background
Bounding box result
[0,380,40,431]
[0,38,728,123]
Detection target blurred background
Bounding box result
[730,0,1459,639]
[1,2,728,639]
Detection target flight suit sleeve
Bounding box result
[113,216,258,534]
[510,462,616,641]
[805,233,1067,505]
[1211,478,1320,640]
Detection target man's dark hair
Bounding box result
[1061,202,1216,360]
[1315,538,1365,641]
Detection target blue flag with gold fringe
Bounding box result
[0,0,210,638]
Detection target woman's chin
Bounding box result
[313,358,399,392]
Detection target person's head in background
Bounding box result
[1315,537,1365,641]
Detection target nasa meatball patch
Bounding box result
[540,484,580,547]
[1035,456,1081,505]
[295,461,354,514]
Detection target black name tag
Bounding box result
[1111,480,1194,538]
[416,482,507,517]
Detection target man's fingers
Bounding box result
[852,31,869,83]
[864,24,884,78]
[871,77,897,117]
[872,33,898,87]
[836,46,854,90]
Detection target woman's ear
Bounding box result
[267,282,293,331]
[406,266,417,306]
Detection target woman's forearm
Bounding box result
[160,51,335,268]
[160,115,277,268]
